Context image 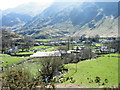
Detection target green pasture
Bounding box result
[35,39,51,42]
[30,45,50,50]
[1,57,29,67]
[95,43,103,46]
[0,54,10,56]
[62,54,118,88]
[10,52,34,55]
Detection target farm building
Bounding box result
[30,51,61,57]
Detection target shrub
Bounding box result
[2,69,31,89]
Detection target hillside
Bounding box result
[1,2,52,28]
[1,29,35,53]
[73,16,118,38]
[61,54,119,88]
[1,29,23,40]
[1,13,32,27]
[15,2,119,39]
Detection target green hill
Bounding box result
[60,54,119,88]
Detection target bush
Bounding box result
[2,69,31,89]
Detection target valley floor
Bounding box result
[1,53,119,88]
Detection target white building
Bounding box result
[30,51,61,57]
[8,46,18,53]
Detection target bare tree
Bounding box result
[38,57,64,85]
[80,47,95,60]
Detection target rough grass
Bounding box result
[11,62,40,77]
[61,54,118,88]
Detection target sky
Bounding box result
[0,0,119,10]
[0,0,54,10]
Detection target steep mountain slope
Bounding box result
[1,2,52,28]
[73,16,118,37]
[15,2,119,39]
[1,13,31,27]
[73,2,119,37]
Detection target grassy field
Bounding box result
[0,54,10,56]
[94,43,103,46]
[10,61,40,78]
[1,57,29,67]
[34,46,65,51]
[60,53,118,88]
[15,52,34,55]
[41,46,60,51]
[35,38,67,42]
[103,53,120,57]
[30,45,50,50]
[35,39,51,42]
